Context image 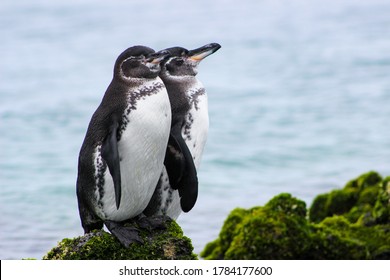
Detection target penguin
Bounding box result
[76,46,171,247]
[143,43,221,220]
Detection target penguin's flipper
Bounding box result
[164,133,185,187]
[166,127,198,213]
[104,220,143,247]
[101,119,121,209]
[178,145,198,212]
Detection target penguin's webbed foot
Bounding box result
[136,215,172,232]
[104,220,143,247]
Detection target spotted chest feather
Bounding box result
[119,81,166,139]
[93,145,106,215]
[183,87,207,142]
[189,87,206,111]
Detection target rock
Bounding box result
[201,175,390,260]
[314,216,390,259]
[43,219,197,260]
[309,171,390,225]
[218,194,313,260]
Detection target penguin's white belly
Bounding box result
[184,93,209,168]
[162,90,209,220]
[96,86,171,221]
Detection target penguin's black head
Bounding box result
[160,43,221,78]
[114,45,169,81]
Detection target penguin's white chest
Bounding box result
[183,85,209,168]
[95,81,171,221]
[156,85,209,220]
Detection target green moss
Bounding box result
[309,193,329,223]
[326,188,358,215]
[218,208,249,258]
[225,206,311,259]
[201,239,221,260]
[351,223,390,256]
[345,171,382,191]
[264,193,307,218]
[315,216,390,259]
[201,174,390,260]
[358,187,379,205]
[307,172,390,259]
[372,177,390,224]
[309,228,368,259]
[372,246,390,260]
[309,171,388,224]
[310,187,361,223]
[347,204,373,225]
[43,219,197,260]
[202,194,314,260]
[310,216,368,259]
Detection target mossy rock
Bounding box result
[309,171,389,224]
[316,216,390,259]
[201,193,314,260]
[346,204,374,225]
[310,216,369,259]
[308,193,329,223]
[264,192,307,218]
[344,171,382,191]
[372,176,390,224]
[201,189,390,260]
[372,246,390,260]
[218,207,250,256]
[224,206,311,259]
[358,187,380,205]
[43,219,197,260]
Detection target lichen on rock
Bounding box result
[43,219,197,260]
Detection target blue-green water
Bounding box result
[1,0,390,259]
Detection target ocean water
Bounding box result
[1,0,390,259]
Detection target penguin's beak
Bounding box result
[146,50,171,64]
[188,43,221,62]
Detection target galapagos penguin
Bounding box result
[143,43,221,220]
[76,46,171,247]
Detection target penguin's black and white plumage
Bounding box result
[76,46,171,246]
[144,43,221,220]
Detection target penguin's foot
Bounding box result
[104,220,143,248]
[136,215,172,232]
